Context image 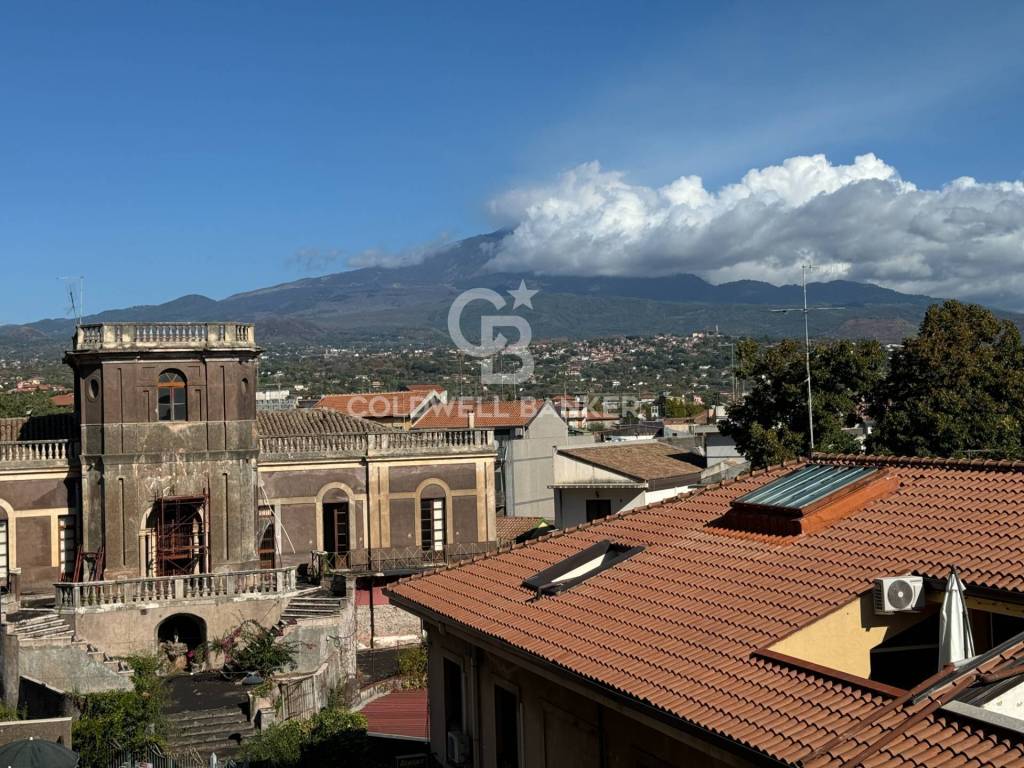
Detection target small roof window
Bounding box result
[522,540,644,598]
[720,463,896,536]
[734,464,877,511]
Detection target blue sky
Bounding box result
[3,2,1024,323]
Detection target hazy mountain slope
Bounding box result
[0,229,1005,352]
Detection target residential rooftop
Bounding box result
[390,454,1024,766]
[557,440,704,482]
[412,398,551,429]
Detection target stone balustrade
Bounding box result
[312,541,498,576]
[54,566,298,611]
[74,322,255,351]
[259,429,495,459]
[0,439,78,465]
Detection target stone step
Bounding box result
[14,626,73,639]
[282,610,342,618]
[165,706,249,726]
[11,617,67,632]
[166,721,253,744]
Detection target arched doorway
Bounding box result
[144,496,209,576]
[157,613,207,652]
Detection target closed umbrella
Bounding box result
[938,566,975,669]
[0,738,78,768]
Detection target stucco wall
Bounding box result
[769,593,934,678]
[64,592,290,658]
[0,716,73,747]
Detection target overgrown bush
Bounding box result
[239,707,368,767]
[209,620,298,678]
[397,644,427,689]
[72,654,167,768]
[0,702,22,721]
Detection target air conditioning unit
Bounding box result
[873,575,925,614]
[447,730,469,765]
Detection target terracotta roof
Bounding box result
[315,390,440,419]
[256,409,395,436]
[0,413,76,442]
[389,455,1024,766]
[404,384,445,393]
[585,411,618,421]
[49,393,74,408]
[412,398,553,429]
[558,441,704,482]
[495,516,551,544]
[359,688,428,740]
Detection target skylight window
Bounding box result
[720,463,896,536]
[734,464,878,511]
[522,540,643,598]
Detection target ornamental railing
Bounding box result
[0,439,78,464]
[259,429,494,459]
[311,542,497,576]
[73,322,256,351]
[54,566,298,610]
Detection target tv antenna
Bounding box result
[58,276,85,327]
[769,262,843,452]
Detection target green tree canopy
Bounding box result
[720,338,886,467]
[869,300,1024,458]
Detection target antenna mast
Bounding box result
[58,276,85,327]
[769,262,843,454]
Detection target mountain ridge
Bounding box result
[1,229,1008,349]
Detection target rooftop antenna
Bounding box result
[58,276,85,327]
[769,261,844,452]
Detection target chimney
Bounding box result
[468,411,476,429]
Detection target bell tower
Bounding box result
[64,323,261,579]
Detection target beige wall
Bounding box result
[769,593,933,679]
[424,621,759,768]
[64,593,290,657]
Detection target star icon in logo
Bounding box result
[508,280,538,310]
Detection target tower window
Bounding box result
[158,370,188,421]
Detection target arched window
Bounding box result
[158,370,187,421]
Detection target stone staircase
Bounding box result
[4,610,134,679]
[280,588,346,622]
[165,705,254,758]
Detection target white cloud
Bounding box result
[487,154,1024,308]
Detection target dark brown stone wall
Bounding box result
[16,516,54,585]
[388,463,476,494]
[259,467,367,498]
[389,498,416,547]
[0,477,73,510]
[69,348,261,579]
[279,502,316,568]
[452,496,479,543]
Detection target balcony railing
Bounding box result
[258,430,493,460]
[54,566,298,610]
[311,542,497,576]
[73,322,256,351]
[0,439,78,465]
[259,429,495,459]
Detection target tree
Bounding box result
[869,301,1024,458]
[0,390,69,418]
[720,338,886,467]
[663,397,704,419]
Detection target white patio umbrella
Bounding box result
[938,566,975,669]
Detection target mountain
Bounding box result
[0,230,1007,352]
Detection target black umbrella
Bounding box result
[0,738,79,768]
